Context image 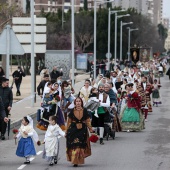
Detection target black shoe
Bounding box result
[49,162,53,166]
[54,159,57,164]
[100,138,104,145]
[1,134,5,140]
[24,161,30,164]
[73,164,78,167]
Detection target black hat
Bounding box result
[1,77,9,82]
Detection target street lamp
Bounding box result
[114,13,130,64]
[127,27,139,61]
[107,9,125,70]
[94,0,114,79]
[120,21,133,61]
[71,0,75,87]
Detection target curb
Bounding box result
[10,112,37,129]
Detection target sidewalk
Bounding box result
[10,73,90,128]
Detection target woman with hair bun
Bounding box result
[120,83,144,132]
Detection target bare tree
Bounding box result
[74,14,94,52]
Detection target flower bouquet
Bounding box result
[37,141,42,146]
[13,129,19,145]
[89,134,99,143]
[54,95,60,102]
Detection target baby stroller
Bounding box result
[103,107,115,140]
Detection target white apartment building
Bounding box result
[111,0,163,26]
[165,29,170,51]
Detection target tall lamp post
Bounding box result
[127,27,138,61]
[94,0,114,79]
[114,14,130,64]
[120,21,133,61]
[107,9,125,70]
[71,0,75,87]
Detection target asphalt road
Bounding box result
[1,76,170,170]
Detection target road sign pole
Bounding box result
[6,25,10,78]
[31,0,35,107]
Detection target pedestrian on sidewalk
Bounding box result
[37,74,50,98]
[14,116,39,164]
[42,115,65,166]
[66,97,93,167]
[0,78,13,140]
[50,66,63,82]
[12,66,25,96]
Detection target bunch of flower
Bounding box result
[13,129,19,145]
[54,95,60,102]
[13,129,19,134]
[37,141,41,146]
[89,134,99,143]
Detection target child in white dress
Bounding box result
[42,115,65,166]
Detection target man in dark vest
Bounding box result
[91,83,110,145]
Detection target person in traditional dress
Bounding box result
[152,79,162,107]
[61,81,75,121]
[79,79,92,105]
[84,87,100,118]
[15,116,39,164]
[120,83,144,132]
[104,83,121,132]
[66,97,93,167]
[136,76,153,121]
[91,83,110,145]
[42,115,65,166]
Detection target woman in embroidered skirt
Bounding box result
[152,79,162,107]
[66,97,93,167]
[120,83,145,132]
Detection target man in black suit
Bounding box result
[12,66,25,96]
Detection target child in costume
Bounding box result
[84,87,100,118]
[15,116,39,164]
[42,115,65,166]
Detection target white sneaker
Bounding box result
[127,130,130,132]
[145,119,148,122]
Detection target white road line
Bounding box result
[37,151,43,155]
[17,165,26,170]
[30,157,35,162]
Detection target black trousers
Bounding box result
[0,107,9,135]
[92,113,105,127]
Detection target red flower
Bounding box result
[132,92,138,98]
[12,129,18,134]
[89,134,99,143]
[54,95,60,101]
[37,141,41,146]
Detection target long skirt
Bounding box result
[66,123,91,165]
[120,105,145,131]
[42,137,59,162]
[152,89,162,104]
[66,139,91,165]
[16,137,36,157]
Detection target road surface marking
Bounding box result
[17,165,26,170]
[30,157,35,161]
[37,151,43,155]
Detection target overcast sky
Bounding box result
[163,0,170,18]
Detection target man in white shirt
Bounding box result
[91,83,110,145]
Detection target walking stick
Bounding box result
[7,114,11,140]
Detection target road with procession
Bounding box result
[1,75,170,170]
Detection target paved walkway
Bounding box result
[9,73,90,127]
